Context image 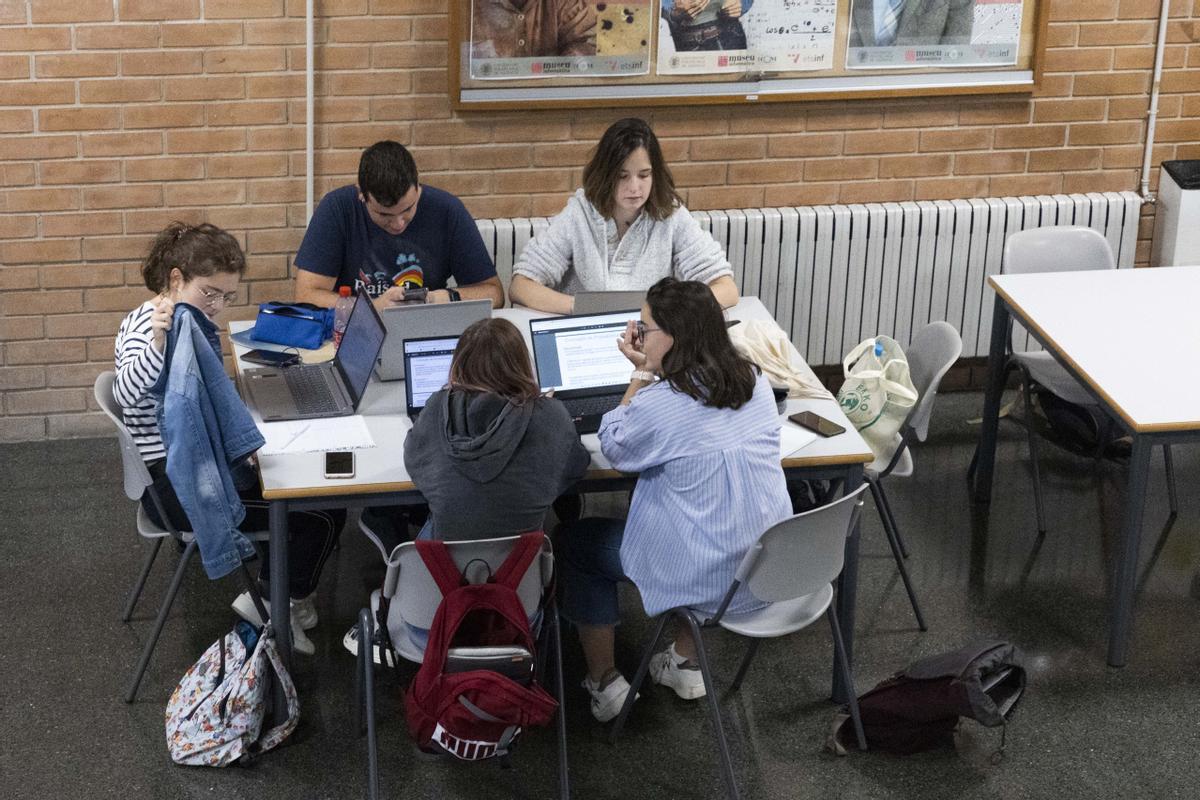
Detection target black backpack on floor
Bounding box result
[832,640,1026,757]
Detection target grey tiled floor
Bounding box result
[2,392,1198,799]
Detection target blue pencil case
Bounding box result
[253,302,333,350]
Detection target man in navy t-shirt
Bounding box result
[293,141,504,309]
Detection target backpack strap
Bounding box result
[415,539,468,597]
[491,532,544,591]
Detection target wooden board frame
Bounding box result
[449,0,1049,110]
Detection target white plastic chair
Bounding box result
[608,486,871,800]
[865,321,963,632]
[988,227,1177,534]
[354,522,569,800]
[95,371,268,703]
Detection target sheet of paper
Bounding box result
[258,415,376,456]
[779,422,818,459]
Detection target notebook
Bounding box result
[242,288,386,422]
[403,335,459,420]
[528,310,641,434]
[375,299,491,381]
[572,290,645,315]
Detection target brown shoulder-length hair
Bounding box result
[648,278,757,410]
[140,222,245,293]
[448,318,540,404]
[581,117,682,222]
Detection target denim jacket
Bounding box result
[151,304,265,579]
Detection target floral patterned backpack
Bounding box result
[164,621,299,766]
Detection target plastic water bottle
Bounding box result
[332,286,353,348]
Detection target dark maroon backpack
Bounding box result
[834,640,1026,756]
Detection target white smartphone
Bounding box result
[324,450,355,479]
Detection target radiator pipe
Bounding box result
[305,0,314,223]
[1139,0,1172,202]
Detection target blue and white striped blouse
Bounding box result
[599,372,792,618]
[114,300,166,463]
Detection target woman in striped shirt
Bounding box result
[114,222,342,655]
[559,277,793,722]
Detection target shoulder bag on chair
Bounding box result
[836,336,918,461]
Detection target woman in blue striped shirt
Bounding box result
[559,277,792,722]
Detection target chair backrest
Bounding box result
[904,321,963,442]
[94,371,154,501]
[1002,226,1115,276]
[735,484,868,604]
[386,535,554,631]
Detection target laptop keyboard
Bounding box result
[561,395,620,420]
[284,366,339,414]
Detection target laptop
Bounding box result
[528,310,641,434]
[376,299,491,381]
[403,335,459,420]
[243,288,386,422]
[572,290,645,315]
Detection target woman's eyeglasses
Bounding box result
[198,286,238,307]
[635,321,662,341]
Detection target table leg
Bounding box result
[1107,434,1151,667]
[833,464,863,705]
[269,499,292,664]
[971,294,1010,504]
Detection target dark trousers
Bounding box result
[142,459,344,599]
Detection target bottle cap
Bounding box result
[338,286,351,297]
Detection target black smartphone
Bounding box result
[324,451,355,479]
[788,410,846,438]
[241,349,300,368]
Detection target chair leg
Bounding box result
[1164,445,1178,518]
[827,605,867,751]
[548,603,570,800]
[608,614,668,745]
[121,537,164,622]
[1018,370,1048,536]
[727,638,761,695]
[680,612,739,800]
[873,478,909,560]
[125,540,196,703]
[868,479,927,631]
[359,608,379,800]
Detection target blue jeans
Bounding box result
[557,517,628,626]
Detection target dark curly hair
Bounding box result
[140,222,245,293]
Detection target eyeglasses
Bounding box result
[197,286,238,307]
[635,321,662,340]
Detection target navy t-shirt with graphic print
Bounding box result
[293,184,496,299]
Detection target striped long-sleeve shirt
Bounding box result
[599,372,792,618]
[113,300,166,463]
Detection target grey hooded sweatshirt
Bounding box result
[403,388,591,541]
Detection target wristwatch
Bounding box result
[630,370,658,383]
[446,288,461,302]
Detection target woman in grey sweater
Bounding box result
[509,117,740,314]
[403,318,591,541]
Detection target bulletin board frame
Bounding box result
[449,0,1049,111]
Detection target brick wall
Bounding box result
[1,1,1199,442]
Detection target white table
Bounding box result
[971,266,1200,666]
[232,298,873,699]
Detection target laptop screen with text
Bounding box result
[529,311,640,393]
[403,336,459,415]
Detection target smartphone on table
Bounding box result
[324,451,355,479]
[788,411,846,438]
[241,349,300,368]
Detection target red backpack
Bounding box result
[404,532,558,761]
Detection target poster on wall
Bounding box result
[657,0,837,76]
[469,0,652,79]
[844,0,1022,70]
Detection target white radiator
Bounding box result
[476,191,1142,365]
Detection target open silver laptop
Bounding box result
[529,310,640,434]
[242,289,386,422]
[375,299,491,381]
[572,290,645,315]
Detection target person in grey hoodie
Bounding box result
[509,117,740,314]
[403,317,591,541]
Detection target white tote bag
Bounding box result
[836,336,918,460]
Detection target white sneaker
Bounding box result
[342,624,397,668]
[649,643,706,700]
[582,671,637,723]
[232,591,318,630]
[231,591,316,656]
